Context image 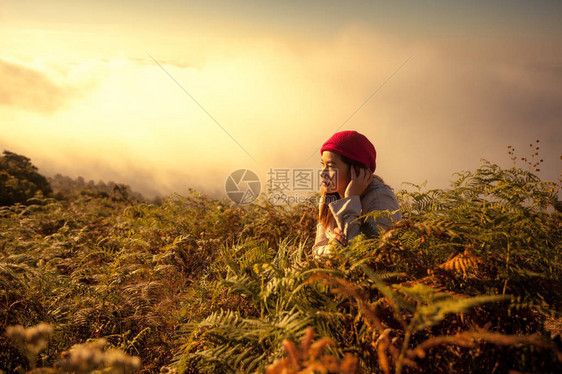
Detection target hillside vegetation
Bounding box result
[0,150,560,373]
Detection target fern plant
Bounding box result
[178,160,561,373]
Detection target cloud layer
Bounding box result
[0,58,74,113]
[1,25,561,198]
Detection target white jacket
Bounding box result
[312,177,401,257]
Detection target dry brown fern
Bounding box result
[438,250,483,279]
[264,327,362,374]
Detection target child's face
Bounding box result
[320,151,350,196]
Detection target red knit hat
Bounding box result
[320,131,376,172]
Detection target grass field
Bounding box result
[1,155,561,373]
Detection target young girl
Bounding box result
[313,130,401,258]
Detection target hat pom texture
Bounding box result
[320,131,376,173]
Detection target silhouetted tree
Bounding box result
[0,151,52,205]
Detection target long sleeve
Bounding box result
[311,222,332,257]
[356,182,401,238]
[312,179,401,255]
[328,195,363,241]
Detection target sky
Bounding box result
[1,0,561,200]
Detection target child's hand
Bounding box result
[344,167,373,197]
[333,227,348,246]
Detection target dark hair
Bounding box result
[318,154,371,230]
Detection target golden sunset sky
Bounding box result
[1,0,561,198]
